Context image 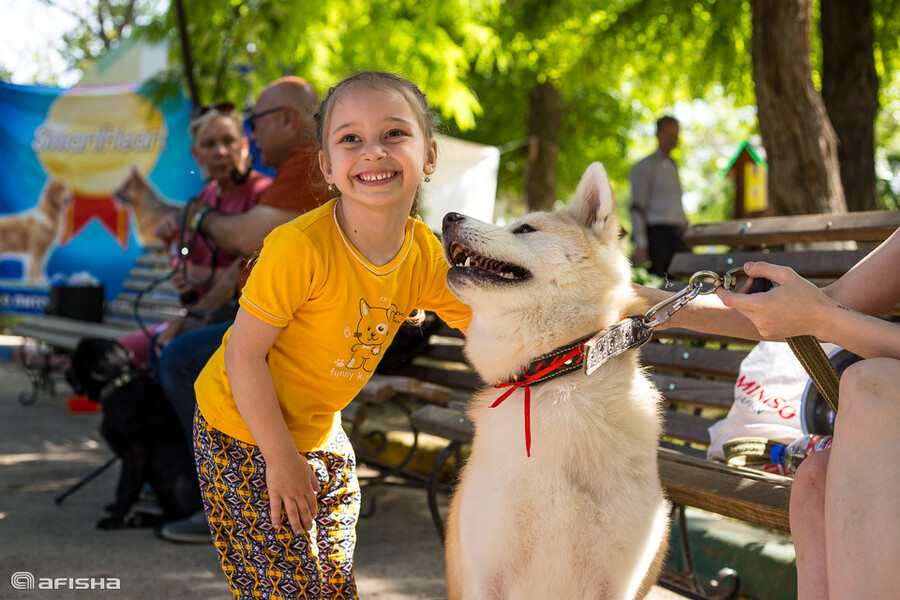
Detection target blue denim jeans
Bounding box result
[157,321,232,444]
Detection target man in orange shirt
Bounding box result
[157,76,332,543]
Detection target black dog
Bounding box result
[66,338,202,529]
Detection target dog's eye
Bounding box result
[513,224,536,234]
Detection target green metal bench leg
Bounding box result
[658,503,740,600]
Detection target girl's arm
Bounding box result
[223,307,320,534]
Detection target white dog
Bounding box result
[442,163,669,599]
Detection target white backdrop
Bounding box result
[422,134,500,231]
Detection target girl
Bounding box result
[193,72,471,599]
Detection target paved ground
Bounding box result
[0,355,686,599]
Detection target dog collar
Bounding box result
[99,371,136,399]
[492,315,652,457]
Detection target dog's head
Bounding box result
[41,179,71,213]
[112,167,152,207]
[442,163,642,378]
[66,338,134,401]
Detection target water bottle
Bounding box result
[770,434,834,475]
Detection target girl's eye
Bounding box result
[513,224,536,234]
[386,129,408,138]
[339,134,360,143]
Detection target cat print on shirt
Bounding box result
[345,299,404,372]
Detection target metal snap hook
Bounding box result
[687,270,723,295]
[723,267,746,292]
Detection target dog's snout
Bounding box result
[443,212,466,234]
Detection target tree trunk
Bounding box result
[821,0,879,212]
[525,81,562,212]
[751,0,846,215]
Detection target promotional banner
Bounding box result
[0,81,204,314]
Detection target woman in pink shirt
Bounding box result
[121,104,272,366]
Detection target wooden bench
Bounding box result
[7,246,184,403]
[351,208,899,599]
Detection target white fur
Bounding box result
[443,162,668,600]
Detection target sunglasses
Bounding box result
[246,106,286,132]
[190,102,236,120]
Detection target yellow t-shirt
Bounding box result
[195,199,472,452]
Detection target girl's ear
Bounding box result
[318,150,333,184]
[424,138,438,176]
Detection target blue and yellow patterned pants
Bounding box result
[194,411,360,599]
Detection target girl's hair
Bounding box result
[313,72,435,217]
[188,108,245,147]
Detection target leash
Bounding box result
[493,268,841,457]
[133,197,220,342]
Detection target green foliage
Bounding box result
[27,0,900,223]
[57,0,161,72]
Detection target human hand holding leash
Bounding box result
[154,212,180,242]
[715,261,835,341]
[265,450,321,534]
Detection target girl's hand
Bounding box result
[265,452,322,534]
[715,261,833,340]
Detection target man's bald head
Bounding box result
[251,76,319,168]
[260,76,318,115]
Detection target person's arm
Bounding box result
[634,283,762,340]
[823,227,900,316]
[717,260,900,360]
[223,307,320,533]
[192,203,301,257]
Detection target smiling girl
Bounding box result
[192,72,471,599]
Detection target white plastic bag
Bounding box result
[707,341,836,461]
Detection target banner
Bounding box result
[0,81,204,314]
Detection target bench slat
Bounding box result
[410,404,474,443]
[658,447,791,532]
[653,375,734,411]
[683,209,900,247]
[640,343,747,379]
[667,249,870,280]
[661,409,716,446]
[400,365,483,393]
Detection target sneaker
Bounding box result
[159,511,211,544]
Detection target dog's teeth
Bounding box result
[464,257,472,267]
[501,272,515,279]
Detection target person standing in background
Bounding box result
[629,115,689,277]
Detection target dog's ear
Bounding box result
[568,162,616,234]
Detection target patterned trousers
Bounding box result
[194,410,360,599]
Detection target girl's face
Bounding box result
[319,86,437,211]
[191,115,247,184]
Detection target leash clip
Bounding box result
[643,270,721,329]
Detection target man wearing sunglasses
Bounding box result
[157,76,330,544]
[187,76,329,258]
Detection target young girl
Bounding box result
[192,72,471,599]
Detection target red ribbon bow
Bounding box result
[491,343,585,457]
